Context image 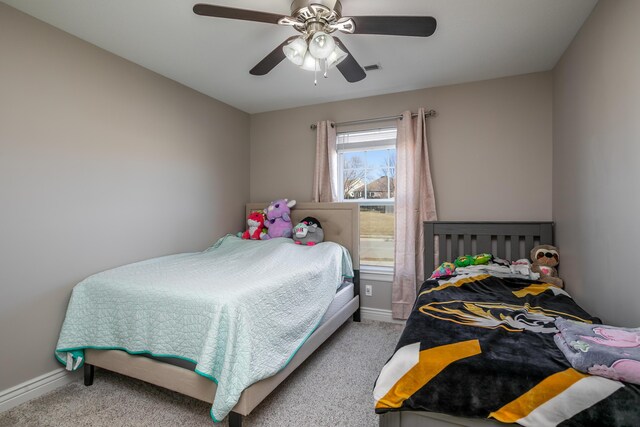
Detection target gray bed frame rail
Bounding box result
[424,221,554,278]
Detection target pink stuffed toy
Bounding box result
[429,262,456,279]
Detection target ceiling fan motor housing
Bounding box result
[289,0,344,34]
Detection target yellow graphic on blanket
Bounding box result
[419,301,590,333]
[512,283,564,298]
[420,275,491,296]
[489,368,587,423]
[375,340,481,410]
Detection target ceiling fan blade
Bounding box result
[333,38,366,83]
[349,16,437,37]
[250,37,298,76]
[193,4,285,25]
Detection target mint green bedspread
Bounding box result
[55,235,353,422]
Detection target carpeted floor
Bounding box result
[0,320,403,427]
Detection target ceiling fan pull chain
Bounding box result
[324,59,328,78]
[314,59,318,86]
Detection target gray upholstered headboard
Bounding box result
[246,202,360,269]
[424,221,554,275]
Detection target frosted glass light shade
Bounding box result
[308,31,335,59]
[326,45,348,68]
[283,37,308,66]
[300,51,319,71]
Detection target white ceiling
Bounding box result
[3,0,597,113]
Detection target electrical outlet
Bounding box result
[365,285,373,297]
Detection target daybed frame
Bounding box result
[379,221,554,427]
[83,202,361,427]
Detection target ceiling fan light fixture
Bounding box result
[308,31,335,59]
[283,36,308,66]
[299,51,319,71]
[326,45,347,68]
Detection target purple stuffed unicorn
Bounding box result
[261,199,296,240]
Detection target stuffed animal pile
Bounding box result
[428,246,564,286]
[430,253,493,279]
[238,199,330,247]
[454,253,492,268]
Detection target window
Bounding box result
[337,128,396,268]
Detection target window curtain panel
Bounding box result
[392,108,437,320]
[312,120,338,202]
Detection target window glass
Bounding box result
[337,128,396,267]
[360,204,394,267]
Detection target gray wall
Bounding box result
[0,3,250,390]
[250,72,553,221]
[553,0,640,326]
[250,73,554,311]
[359,279,393,311]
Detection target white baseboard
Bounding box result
[360,307,406,324]
[0,367,81,413]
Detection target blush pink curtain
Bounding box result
[392,108,437,320]
[312,121,338,202]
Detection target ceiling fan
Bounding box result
[193,0,437,84]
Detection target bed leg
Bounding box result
[353,306,361,322]
[353,269,361,322]
[84,363,94,386]
[228,411,243,427]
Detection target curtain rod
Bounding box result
[309,109,436,130]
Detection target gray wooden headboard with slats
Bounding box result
[424,221,554,275]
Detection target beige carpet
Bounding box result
[0,320,403,427]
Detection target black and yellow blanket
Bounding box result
[374,275,640,426]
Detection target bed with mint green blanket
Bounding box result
[55,235,353,422]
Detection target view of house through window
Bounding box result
[337,128,396,267]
